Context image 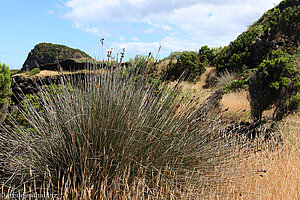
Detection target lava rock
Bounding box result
[21,43,92,71]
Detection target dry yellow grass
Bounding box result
[12,70,68,78]
[166,67,217,102]
[33,70,64,77]
[13,69,95,78]
[155,59,171,74]
[163,70,300,200]
[221,90,250,113]
[213,113,300,200]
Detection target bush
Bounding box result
[248,50,300,120]
[225,79,248,93]
[214,0,299,74]
[198,46,214,67]
[162,51,190,61]
[30,67,41,76]
[163,51,206,82]
[1,63,249,198]
[214,28,259,73]
[287,94,300,113]
[0,62,11,108]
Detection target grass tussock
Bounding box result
[0,64,254,199]
[215,69,239,88]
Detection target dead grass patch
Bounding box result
[221,90,250,113]
[213,113,300,200]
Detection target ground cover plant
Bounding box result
[0,59,260,199]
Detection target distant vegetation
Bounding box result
[162,51,206,82]
[33,43,91,61]
[29,67,41,76]
[161,46,223,83]
[214,0,299,73]
[0,62,11,108]
[162,51,193,61]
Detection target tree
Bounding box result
[198,46,214,66]
[248,50,299,121]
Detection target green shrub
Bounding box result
[0,62,11,108]
[163,51,206,82]
[214,0,299,74]
[30,67,40,76]
[225,79,248,93]
[162,51,190,61]
[33,43,91,61]
[6,84,64,129]
[248,49,300,120]
[1,63,248,198]
[287,94,300,113]
[214,28,260,73]
[198,46,214,67]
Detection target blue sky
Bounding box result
[0,0,281,69]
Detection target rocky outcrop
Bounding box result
[11,74,75,104]
[39,59,101,71]
[11,72,92,104]
[21,43,92,71]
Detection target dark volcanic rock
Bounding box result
[21,43,92,71]
[11,72,94,105]
[40,59,101,71]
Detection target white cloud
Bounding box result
[0,51,27,55]
[145,0,282,45]
[47,10,55,15]
[62,0,282,49]
[112,36,199,57]
[112,41,160,55]
[63,0,204,21]
[132,37,140,41]
[146,20,172,31]
[120,36,126,41]
[160,37,199,52]
[72,22,109,36]
[63,0,281,23]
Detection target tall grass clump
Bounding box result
[1,61,251,199]
[216,69,239,89]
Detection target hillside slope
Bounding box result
[214,0,299,73]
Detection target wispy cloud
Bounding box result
[72,22,109,36]
[112,36,200,57]
[61,0,282,57]
[47,10,55,15]
[132,37,140,42]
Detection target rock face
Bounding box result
[11,73,86,104]
[21,43,92,71]
[39,59,101,71]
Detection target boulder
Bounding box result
[21,43,92,71]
